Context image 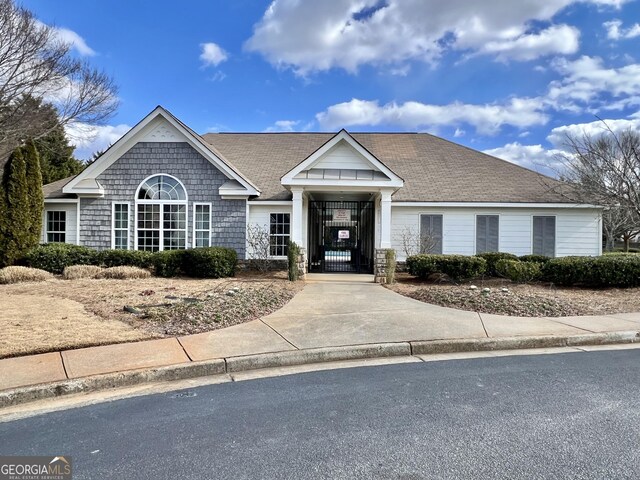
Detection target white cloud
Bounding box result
[477,24,579,62]
[263,120,300,132]
[545,55,640,112]
[35,21,95,56]
[200,42,228,67]
[316,97,548,134]
[483,142,565,174]
[65,123,130,160]
[245,0,628,75]
[546,115,640,148]
[604,19,640,39]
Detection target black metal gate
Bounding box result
[308,201,375,273]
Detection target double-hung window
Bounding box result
[112,203,130,249]
[269,213,290,257]
[476,215,499,253]
[194,203,211,248]
[46,211,66,243]
[533,216,556,257]
[419,214,443,254]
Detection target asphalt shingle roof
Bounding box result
[201,132,570,203]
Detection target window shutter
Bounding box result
[476,215,487,253]
[533,216,555,257]
[420,214,443,254]
[488,215,499,252]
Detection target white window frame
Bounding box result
[193,202,212,248]
[111,202,131,250]
[134,174,188,252]
[531,215,557,257]
[474,214,500,254]
[46,210,66,243]
[269,212,291,258]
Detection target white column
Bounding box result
[380,190,392,248]
[291,187,304,246]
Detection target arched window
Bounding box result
[135,174,187,251]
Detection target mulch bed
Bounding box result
[388,273,640,317]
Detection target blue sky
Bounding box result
[22,0,640,174]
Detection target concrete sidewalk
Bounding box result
[2,280,640,394]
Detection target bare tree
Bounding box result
[0,0,118,160]
[399,225,439,258]
[602,206,640,252]
[553,125,640,214]
[246,224,272,272]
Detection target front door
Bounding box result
[308,201,374,273]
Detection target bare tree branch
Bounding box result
[0,0,118,160]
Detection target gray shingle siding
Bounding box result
[79,142,246,257]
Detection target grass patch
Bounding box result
[0,266,52,284]
[63,265,104,280]
[96,266,151,280]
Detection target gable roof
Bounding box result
[63,106,260,197]
[201,132,572,203]
[281,129,404,189]
[42,175,76,199]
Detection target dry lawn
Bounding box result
[0,271,301,358]
[388,273,640,317]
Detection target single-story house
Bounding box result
[42,106,602,276]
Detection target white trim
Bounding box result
[76,201,81,246]
[135,173,189,202]
[247,201,293,205]
[111,201,131,250]
[598,212,603,256]
[134,174,188,251]
[474,213,501,254]
[193,202,212,248]
[63,106,260,197]
[281,130,404,189]
[45,210,67,244]
[269,211,291,259]
[44,198,79,204]
[392,202,603,209]
[531,214,557,257]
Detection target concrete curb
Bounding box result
[1,331,638,409]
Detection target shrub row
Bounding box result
[23,243,237,278]
[406,254,486,281]
[495,259,542,283]
[541,255,640,287]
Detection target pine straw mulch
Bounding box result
[387,273,640,317]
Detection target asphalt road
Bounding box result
[2,349,640,479]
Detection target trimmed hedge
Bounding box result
[24,243,99,274]
[181,247,237,278]
[151,250,185,278]
[407,254,486,281]
[98,249,153,268]
[518,254,551,264]
[475,252,518,277]
[542,255,640,287]
[495,259,541,283]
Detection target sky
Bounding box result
[21,0,640,175]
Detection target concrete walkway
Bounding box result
[2,279,640,392]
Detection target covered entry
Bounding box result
[308,200,375,273]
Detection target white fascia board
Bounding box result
[282,179,403,189]
[63,106,260,197]
[281,130,404,185]
[390,202,604,209]
[247,200,293,205]
[44,198,79,204]
[220,195,250,200]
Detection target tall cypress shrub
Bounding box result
[23,140,44,250]
[0,146,34,266]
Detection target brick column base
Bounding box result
[374,248,395,284]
